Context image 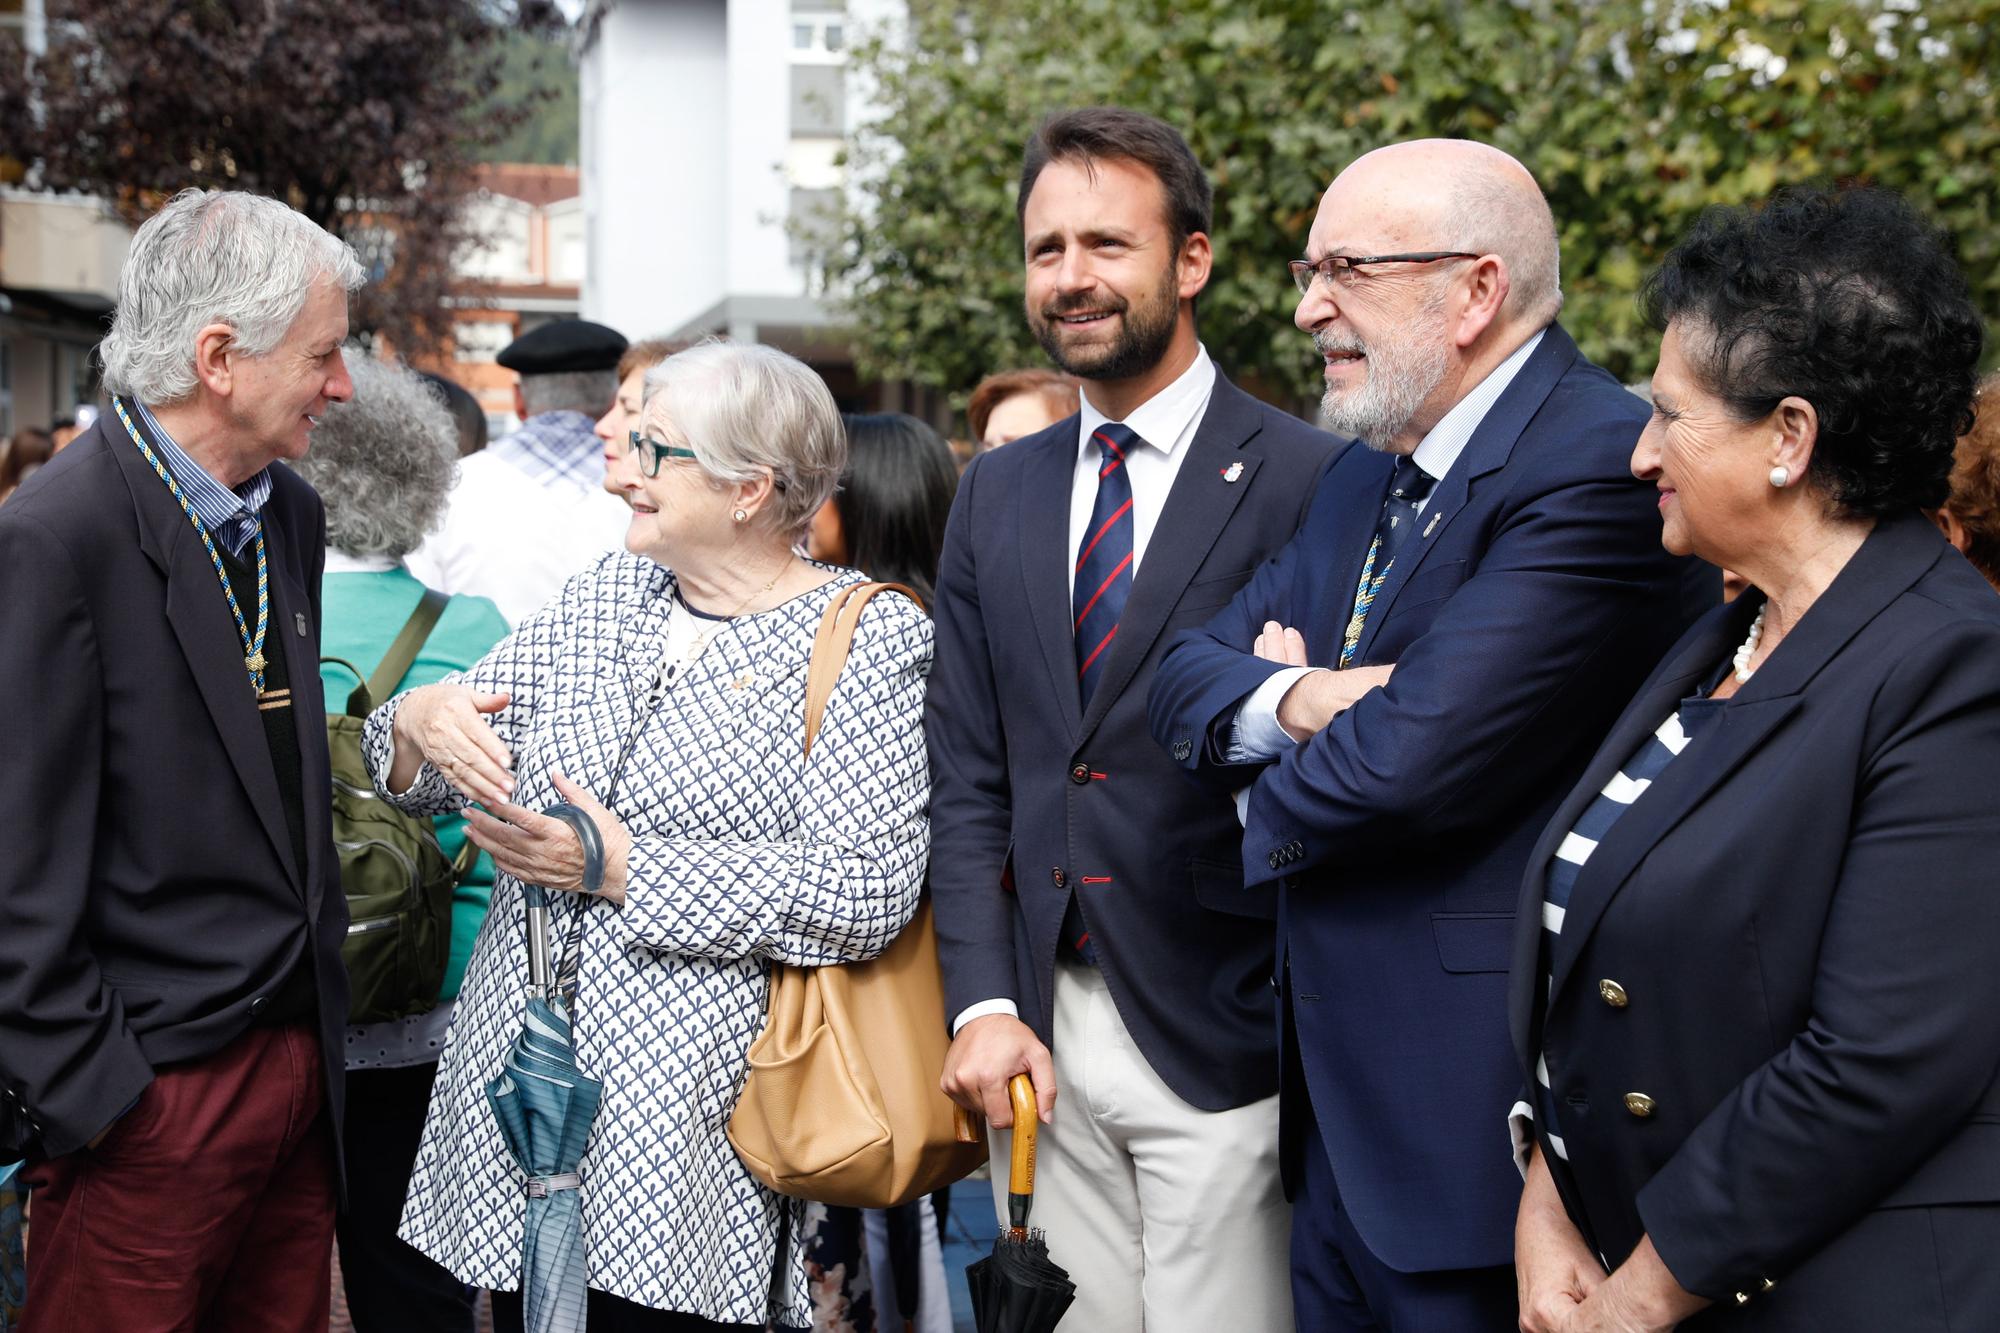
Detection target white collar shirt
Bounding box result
[1068,343,1218,606]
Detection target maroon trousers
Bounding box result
[22,1024,335,1333]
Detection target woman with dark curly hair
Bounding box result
[1510,187,2000,1332]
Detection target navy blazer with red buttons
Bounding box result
[1509,513,2000,1325]
[926,373,1341,1112]
[1148,323,1696,1273]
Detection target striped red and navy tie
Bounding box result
[1073,422,1142,707]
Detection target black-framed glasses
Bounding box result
[1288,251,1481,297]
[622,430,699,478]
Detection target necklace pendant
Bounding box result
[245,650,267,674]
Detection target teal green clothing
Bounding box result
[319,567,512,1000]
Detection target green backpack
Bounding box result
[323,589,473,1024]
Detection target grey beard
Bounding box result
[1316,327,1452,449]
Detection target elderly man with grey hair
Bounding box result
[361,341,933,1330]
[290,354,510,1333]
[406,318,633,624]
[1150,139,1697,1329]
[0,188,362,1331]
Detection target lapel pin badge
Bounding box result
[295,612,309,636]
[1221,461,1244,484]
[1423,510,1444,539]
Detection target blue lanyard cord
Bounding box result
[1339,535,1391,669]
[112,396,272,694]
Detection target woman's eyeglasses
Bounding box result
[620,430,699,478]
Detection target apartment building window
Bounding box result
[791,11,843,57]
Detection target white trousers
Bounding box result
[986,960,1292,1333]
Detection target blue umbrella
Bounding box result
[1,1160,24,1333]
[487,806,606,1333]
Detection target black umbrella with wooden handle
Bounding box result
[964,1074,1076,1333]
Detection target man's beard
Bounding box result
[1314,299,1453,450]
[1029,260,1181,382]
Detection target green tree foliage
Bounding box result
[825,0,1999,407]
[479,26,581,166]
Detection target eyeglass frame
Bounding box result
[1288,250,1482,297]
[622,429,700,478]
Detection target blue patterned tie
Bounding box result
[1340,454,1436,667]
[1074,423,1142,706]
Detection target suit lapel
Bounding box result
[1311,450,1394,664]
[1544,512,1945,1003]
[1076,379,1263,745]
[1354,326,1580,662]
[1018,418,1086,740]
[113,416,303,892]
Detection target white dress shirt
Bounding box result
[1230,329,1547,766]
[953,345,1218,1035]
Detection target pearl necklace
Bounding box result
[1731,604,1768,683]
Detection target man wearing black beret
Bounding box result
[406,319,630,623]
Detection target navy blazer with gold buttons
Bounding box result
[1509,512,2000,1323]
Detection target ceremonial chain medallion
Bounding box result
[113,396,278,701]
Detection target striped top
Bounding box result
[1531,677,1729,1160]
[130,399,273,556]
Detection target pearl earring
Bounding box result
[1768,466,1789,489]
[733,509,749,523]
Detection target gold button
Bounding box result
[1598,979,1629,1008]
[1623,1091,1656,1118]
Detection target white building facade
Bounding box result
[578,0,938,418]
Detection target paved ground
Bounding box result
[329,1178,999,1333]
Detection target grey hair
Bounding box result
[287,354,459,559]
[1443,167,1563,326]
[100,189,365,406]
[641,341,845,542]
[520,370,618,417]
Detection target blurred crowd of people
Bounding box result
[3,101,2000,1333]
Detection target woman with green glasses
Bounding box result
[362,341,936,1332]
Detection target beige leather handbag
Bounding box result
[727,582,988,1207]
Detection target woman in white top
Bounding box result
[363,342,934,1331]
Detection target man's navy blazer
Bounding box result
[1509,513,2000,1320]
[0,417,348,1161]
[1149,324,1695,1271]
[927,373,1341,1111]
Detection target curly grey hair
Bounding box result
[288,355,459,559]
[100,189,365,406]
[641,341,845,542]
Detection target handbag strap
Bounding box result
[804,582,918,759]
[348,587,451,718]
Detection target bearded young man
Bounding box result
[1147,139,1700,1331]
[927,107,1338,1332]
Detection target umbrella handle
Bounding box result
[1007,1073,1037,1231]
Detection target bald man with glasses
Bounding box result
[1150,139,1703,1330]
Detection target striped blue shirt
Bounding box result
[1528,676,1728,1161]
[131,400,273,557]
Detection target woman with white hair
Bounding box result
[361,341,934,1332]
[288,356,510,1333]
